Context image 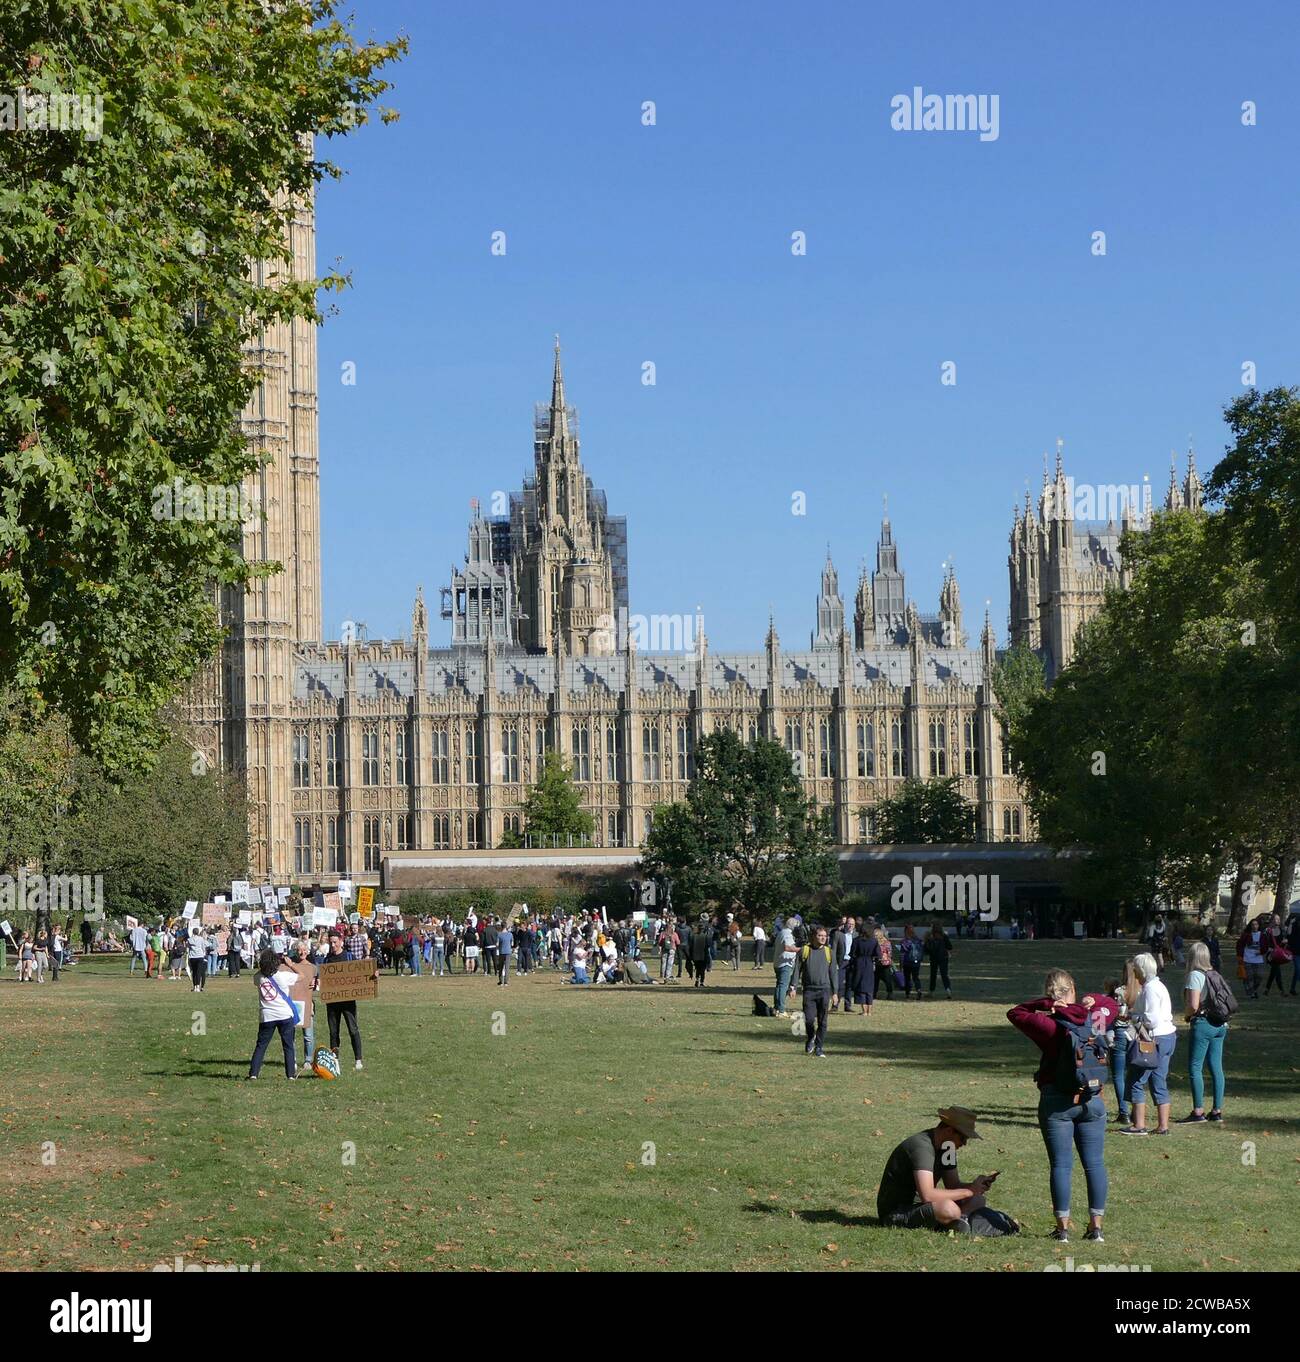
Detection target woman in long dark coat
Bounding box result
[846,929,880,1016]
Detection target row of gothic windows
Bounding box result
[292,713,1013,791]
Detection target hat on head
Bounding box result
[936,1106,982,1140]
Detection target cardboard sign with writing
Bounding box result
[311,906,337,929]
[201,902,226,926]
[356,886,375,920]
[287,958,316,1029]
[319,957,379,1005]
[323,891,342,914]
[231,881,251,905]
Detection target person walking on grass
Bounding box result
[658,917,679,980]
[1177,940,1231,1125]
[925,923,954,998]
[690,914,713,988]
[797,924,837,1057]
[752,921,766,969]
[129,920,148,975]
[167,924,186,981]
[247,949,298,1081]
[727,915,742,971]
[1008,969,1116,1243]
[1236,915,1266,1000]
[1121,952,1177,1136]
[872,926,895,1001]
[1261,914,1292,997]
[898,924,922,999]
[496,921,514,986]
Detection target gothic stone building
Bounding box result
[187,220,1041,884]
[1009,448,1203,678]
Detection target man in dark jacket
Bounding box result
[797,925,838,1056]
[690,915,712,987]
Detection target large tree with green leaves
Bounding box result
[55,726,249,923]
[1009,501,1298,927]
[868,776,977,844]
[0,1,405,771]
[639,729,837,920]
[506,751,595,848]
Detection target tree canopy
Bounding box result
[0,1,405,770]
[639,729,837,920]
[868,776,978,844]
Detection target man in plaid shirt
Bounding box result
[344,927,369,961]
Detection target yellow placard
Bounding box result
[356,886,375,920]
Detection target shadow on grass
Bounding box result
[743,1200,878,1229]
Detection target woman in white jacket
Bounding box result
[1120,952,1178,1136]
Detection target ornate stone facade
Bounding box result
[191,215,1044,885]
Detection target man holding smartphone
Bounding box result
[876,1107,995,1232]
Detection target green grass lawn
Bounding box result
[2,941,1296,1272]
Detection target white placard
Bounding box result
[337,879,354,903]
[231,881,251,905]
[215,894,227,904]
[277,886,291,903]
[237,909,252,926]
[311,907,337,929]
[383,904,400,917]
[0,920,12,938]
[181,903,197,920]
[125,915,139,930]
[260,886,277,910]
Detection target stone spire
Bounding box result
[812,547,845,649]
[549,334,569,441]
[853,559,873,648]
[1184,441,1203,511]
[1165,452,1184,511]
[940,562,965,647]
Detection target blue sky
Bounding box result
[314,0,1299,652]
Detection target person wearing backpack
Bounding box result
[1177,940,1234,1123]
[1007,968,1117,1242]
[247,948,300,1080]
[796,925,838,1057]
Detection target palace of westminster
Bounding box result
[185,205,1205,884]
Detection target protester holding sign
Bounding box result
[247,949,299,1080]
[321,933,364,1070]
[187,925,209,992]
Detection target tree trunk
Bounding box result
[1274,835,1299,920]
[1227,850,1258,934]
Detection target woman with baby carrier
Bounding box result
[1008,969,1117,1243]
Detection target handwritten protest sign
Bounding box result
[318,957,379,1005]
[287,958,315,1029]
[201,903,226,926]
[311,906,337,929]
[231,881,251,905]
[181,903,197,921]
[355,886,374,920]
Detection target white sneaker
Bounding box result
[355,1060,363,1071]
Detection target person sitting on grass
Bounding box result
[876,1107,993,1232]
[247,949,299,1081]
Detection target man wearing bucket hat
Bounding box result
[875,1107,996,1232]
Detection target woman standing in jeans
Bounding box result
[1177,941,1227,1123]
[1008,968,1116,1243]
[1120,952,1177,1136]
[1102,965,1137,1124]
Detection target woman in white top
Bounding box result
[1120,952,1178,1136]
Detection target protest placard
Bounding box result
[237,909,252,926]
[277,886,290,903]
[201,903,226,926]
[337,879,353,903]
[181,903,197,921]
[0,920,12,939]
[311,906,337,929]
[318,957,379,1004]
[231,881,251,905]
[287,958,315,1029]
[125,915,139,930]
[356,886,374,919]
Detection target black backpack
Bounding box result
[1053,1013,1111,1102]
[1200,969,1238,1026]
